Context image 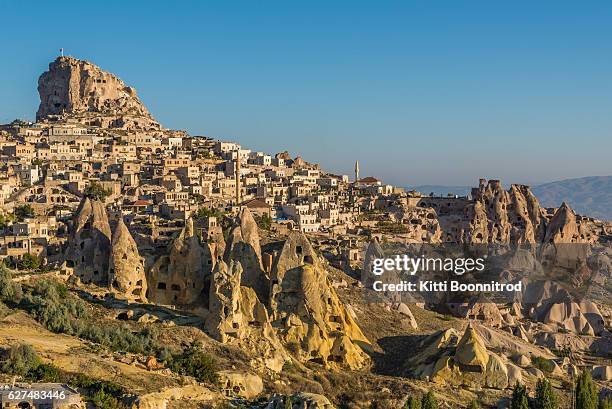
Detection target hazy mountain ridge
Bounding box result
[409,176,612,221]
[532,176,612,221]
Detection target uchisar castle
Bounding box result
[0,56,610,409]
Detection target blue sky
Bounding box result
[1,0,611,186]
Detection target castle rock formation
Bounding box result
[37,56,160,129]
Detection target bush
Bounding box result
[17,253,41,270]
[0,264,22,303]
[28,362,63,382]
[91,389,127,409]
[467,401,480,409]
[0,343,40,376]
[532,356,555,373]
[166,341,219,384]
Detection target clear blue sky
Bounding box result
[1,0,611,186]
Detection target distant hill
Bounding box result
[408,176,612,221]
[532,176,612,221]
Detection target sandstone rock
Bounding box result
[362,240,401,303]
[38,56,159,130]
[507,363,523,386]
[64,197,112,284]
[131,384,220,409]
[533,291,596,336]
[395,303,418,329]
[148,218,213,305]
[455,325,488,370]
[206,259,288,372]
[271,232,370,369]
[225,207,268,301]
[218,370,263,399]
[512,354,531,367]
[465,180,545,244]
[485,353,509,389]
[526,367,544,379]
[108,217,147,302]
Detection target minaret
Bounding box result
[234,151,241,205]
[354,160,360,182]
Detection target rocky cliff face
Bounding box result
[270,232,370,369]
[464,179,546,244]
[64,197,112,284]
[148,218,214,305]
[224,207,268,301]
[37,56,160,129]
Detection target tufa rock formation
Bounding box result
[108,217,148,302]
[37,56,160,129]
[148,218,214,305]
[465,179,546,244]
[224,207,269,301]
[408,324,529,390]
[64,197,112,284]
[206,259,289,372]
[270,232,370,369]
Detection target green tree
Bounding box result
[511,383,529,409]
[405,396,421,409]
[534,378,557,409]
[576,371,598,409]
[14,204,35,221]
[421,391,438,409]
[85,182,110,201]
[261,213,272,230]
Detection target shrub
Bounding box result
[17,253,41,270]
[0,264,22,303]
[90,389,127,409]
[28,362,63,382]
[166,341,219,384]
[531,356,555,373]
[0,343,40,376]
